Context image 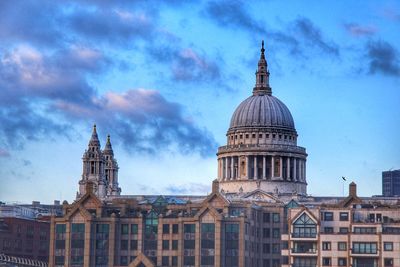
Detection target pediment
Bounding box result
[195,205,222,221]
[202,192,229,209]
[243,189,280,203]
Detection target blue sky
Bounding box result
[0,0,399,203]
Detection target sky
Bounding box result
[0,0,399,203]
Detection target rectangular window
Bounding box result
[263,228,270,238]
[324,212,334,221]
[120,240,128,250]
[338,258,347,266]
[324,227,334,233]
[263,243,270,253]
[172,256,178,266]
[339,212,349,221]
[120,256,128,266]
[338,242,347,251]
[272,228,280,238]
[263,212,270,223]
[354,227,376,234]
[162,240,169,250]
[131,224,138,234]
[322,257,331,266]
[384,258,394,267]
[130,240,138,250]
[172,240,178,250]
[272,213,280,223]
[172,224,179,234]
[162,256,169,266]
[352,242,377,254]
[201,223,215,266]
[163,224,170,234]
[339,227,349,233]
[121,224,129,235]
[272,243,280,254]
[322,242,331,250]
[384,242,393,251]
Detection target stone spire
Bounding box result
[88,124,100,148]
[103,134,114,156]
[253,40,271,96]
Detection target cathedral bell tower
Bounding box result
[103,134,121,196]
[77,125,121,199]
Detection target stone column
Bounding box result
[245,156,249,179]
[254,156,258,179]
[304,160,306,182]
[299,160,303,182]
[263,156,266,179]
[237,156,241,180]
[271,156,275,178]
[226,157,230,180]
[279,157,283,179]
[231,156,235,180]
[293,158,297,181]
[287,157,290,181]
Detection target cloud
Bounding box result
[0,45,217,157]
[148,45,222,83]
[165,182,210,194]
[344,23,377,37]
[291,18,339,57]
[366,40,400,76]
[0,148,10,158]
[203,3,338,58]
[66,8,156,46]
[204,0,265,33]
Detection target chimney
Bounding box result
[212,179,219,193]
[349,182,357,197]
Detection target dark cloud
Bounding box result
[203,2,339,58]
[291,18,339,57]
[366,40,400,76]
[66,8,155,46]
[344,23,377,37]
[148,44,222,83]
[204,0,265,33]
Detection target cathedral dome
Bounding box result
[229,94,295,131]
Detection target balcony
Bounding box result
[291,248,317,254]
[291,233,317,238]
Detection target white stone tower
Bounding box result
[103,134,121,196]
[217,41,308,196]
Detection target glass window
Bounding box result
[263,212,270,223]
[338,242,347,251]
[121,224,129,235]
[172,256,178,266]
[384,242,393,251]
[322,242,331,251]
[324,227,334,233]
[322,257,331,266]
[172,224,179,234]
[352,242,377,254]
[163,224,170,234]
[272,228,280,238]
[130,240,138,250]
[131,224,138,234]
[120,240,128,250]
[172,240,178,250]
[339,227,349,233]
[120,256,128,266]
[272,213,280,223]
[338,258,347,266]
[263,228,270,238]
[162,240,169,250]
[339,212,349,221]
[324,212,334,221]
[292,213,317,238]
[162,256,169,266]
[384,258,394,267]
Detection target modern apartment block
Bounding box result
[282,183,400,267]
